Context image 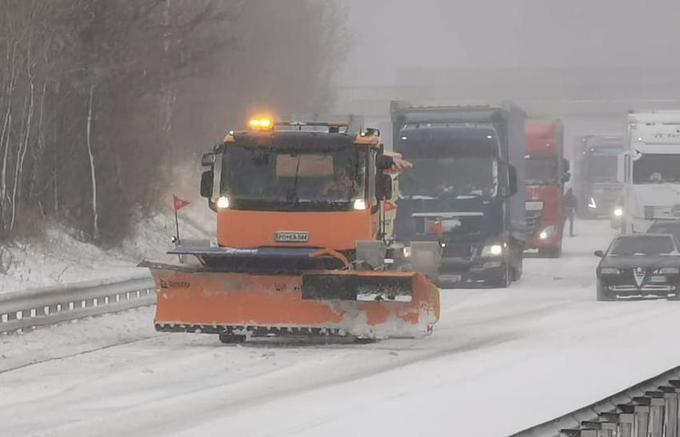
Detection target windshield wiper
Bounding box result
[286,156,302,204]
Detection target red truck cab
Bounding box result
[524,119,569,257]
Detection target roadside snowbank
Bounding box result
[0,206,212,293]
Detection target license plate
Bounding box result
[439,274,462,283]
[275,231,309,243]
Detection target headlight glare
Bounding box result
[216,196,230,209]
[481,244,503,257]
[599,267,621,275]
[353,199,367,210]
[538,225,556,240]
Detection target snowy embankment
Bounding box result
[2,221,680,437]
[0,206,212,294]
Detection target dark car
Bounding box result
[647,220,680,245]
[595,234,680,301]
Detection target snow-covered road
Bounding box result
[2,221,680,437]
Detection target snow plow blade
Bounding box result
[142,263,440,339]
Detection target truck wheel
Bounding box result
[219,332,247,344]
[539,246,562,258]
[511,258,522,281]
[596,281,614,301]
[491,263,511,288]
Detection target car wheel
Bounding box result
[669,287,680,301]
[596,280,614,301]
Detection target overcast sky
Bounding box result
[339,0,680,85]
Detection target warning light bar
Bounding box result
[248,118,274,130]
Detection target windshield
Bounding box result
[609,236,676,256]
[633,154,680,184]
[648,225,680,242]
[400,157,497,198]
[586,155,617,182]
[525,156,558,185]
[220,145,366,210]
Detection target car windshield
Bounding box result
[609,236,676,256]
[400,157,498,198]
[633,154,680,184]
[220,144,366,208]
[525,156,558,185]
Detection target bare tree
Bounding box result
[0,0,348,243]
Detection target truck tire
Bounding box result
[491,263,511,289]
[539,246,562,258]
[596,281,614,301]
[219,332,247,344]
[512,257,523,282]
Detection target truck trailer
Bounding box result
[390,102,528,288]
[619,111,680,233]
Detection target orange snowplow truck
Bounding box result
[142,117,440,343]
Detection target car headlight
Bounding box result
[654,267,680,275]
[481,244,504,257]
[216,196,230,209]
[613,207,623,217]
[599,267,621,275]
[588,197,597,209]
[538,225,556,240]
[402,246,412,258]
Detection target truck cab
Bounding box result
[524,119,570,257]
[619,111,680,233]
[391,103,527,288]
[143,117,441,340]
[574,135,623,219]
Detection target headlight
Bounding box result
[353,199,367,210]
[599,267,621,275]
[613,207,623,217]
[588,197,597,209]
[402,246,412,258]
[538,225,556,240]
[481,244,503,257]
[654,267,680,275]
[216,196,230,209]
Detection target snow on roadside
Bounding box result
[0,204,213,294]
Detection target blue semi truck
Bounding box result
[390,102,528,288]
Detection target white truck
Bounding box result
[619,111,680,233]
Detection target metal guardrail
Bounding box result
[514,366,680,437]
[0,272,156,334]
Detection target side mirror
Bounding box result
[201,152,215,168]
[507,165,518,197]
[200,170,214,198]
[376,154,395,170]
[377,174,393,200]
[594,250,604,258]
[563,158,570,172]
[562,172,571,183]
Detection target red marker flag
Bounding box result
[173,195,190,211]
